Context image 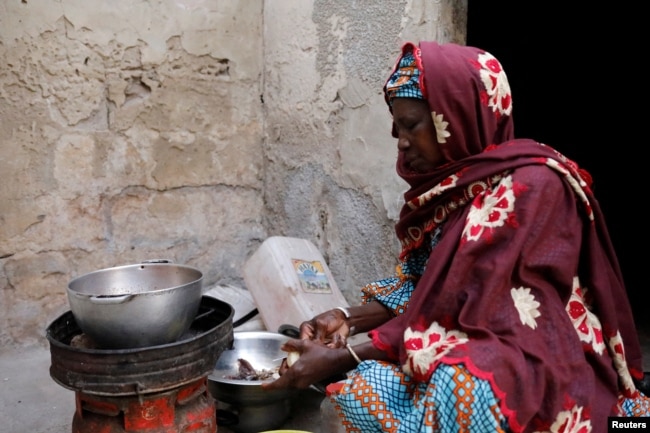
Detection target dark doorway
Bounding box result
[467,2,644,326]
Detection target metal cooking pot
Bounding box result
[47,296,234,396]
[66,260,203,349]
[208,331,296,433]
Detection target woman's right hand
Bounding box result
[263,337,390,391]
[262,338,353,390]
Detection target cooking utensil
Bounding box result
[208,331,296,433]
[66,260,203,349]
[47,296,234,396]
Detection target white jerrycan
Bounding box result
[242,236,350,334]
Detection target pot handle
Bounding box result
[141,259,174,264]
[87,294,136,304]
[278,324,300,338]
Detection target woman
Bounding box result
[262,41,649,432]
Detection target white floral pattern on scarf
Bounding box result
[609,331,636,394]
[476,51,513,117]
[544,158,594,221]
[566,276,605,355]
[431,111,450,144]
[534,404,592,433]
[511,286,541,329]
[408,173,460,210]
[462,174,517,242]
[403,321,468,381]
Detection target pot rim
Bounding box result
[67,261,203,296]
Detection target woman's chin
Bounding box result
[408,164,433,174]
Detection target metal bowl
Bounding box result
[208,331,296,433]
[66,261,203,349]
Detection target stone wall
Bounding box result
[262,0,467,304]
[0,0,466,348]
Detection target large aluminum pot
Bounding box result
[66,260,203,349]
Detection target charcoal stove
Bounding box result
[46,295,234,433]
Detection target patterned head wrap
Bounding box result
[384,41,514,168]
[384,51,423,104]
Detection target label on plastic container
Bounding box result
[292,259,333,294]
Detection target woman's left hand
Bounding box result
[299,309,350,348]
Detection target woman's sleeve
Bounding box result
[361,230,439,316]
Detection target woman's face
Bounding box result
[391,98,444,172]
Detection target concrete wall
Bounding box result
[0,0,467,348]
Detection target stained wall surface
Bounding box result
[0,0,466,347]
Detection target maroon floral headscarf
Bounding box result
[371,41,643,432]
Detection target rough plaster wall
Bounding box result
[0,0,467,347]
[262,0,467,304]
[0,0,264,347]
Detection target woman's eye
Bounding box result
[394,115,420,133]
[401,121,417,131]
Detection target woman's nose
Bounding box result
[397,135,409,151]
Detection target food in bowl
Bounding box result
[225,358,280,381]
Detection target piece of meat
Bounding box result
[237,358,257,378]
[224,358,278,381]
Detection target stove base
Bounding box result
[72,378,217,433]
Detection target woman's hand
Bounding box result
[262,302,394,391]
[300,308,350,348]
[261,338,352,390]
[300,302,393,346]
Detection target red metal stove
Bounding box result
[46,296,234,433]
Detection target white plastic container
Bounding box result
[242,236,349,333]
